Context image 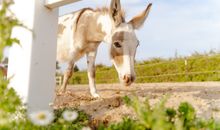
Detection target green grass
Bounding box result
[70,52,220,84]
[98,96,220,130]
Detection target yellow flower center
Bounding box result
[68,113,72,117]
[37,113,46,120]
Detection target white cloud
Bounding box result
[134,0,220,60]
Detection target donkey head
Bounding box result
[109,0,152,86]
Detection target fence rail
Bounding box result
[68,70,220,84]
[137,70,220,79]
[56,76,63,85]
[67,54,220,84]
[94,54,220,74]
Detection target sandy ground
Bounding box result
[54,82,220,125]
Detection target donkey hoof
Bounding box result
[57,89,66,95]
[91,93,100,98]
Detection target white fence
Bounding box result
[70,55,220,83]
[56,75,63,85]
[8,0,81,113]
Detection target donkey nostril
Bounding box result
[123,75,130,84]
[123,75,126,80]
[126,78,130,84]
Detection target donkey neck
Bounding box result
[96,13,114,43]
[74,8,115,44]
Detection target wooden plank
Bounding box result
[45,0,81,9]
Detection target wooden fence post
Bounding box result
[7,0,81,113]
[8,0,58,112]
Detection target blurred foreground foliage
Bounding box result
[98,96,220,130]
[0,0,22,125]
[0,0,21,59]
[1,108,90,130]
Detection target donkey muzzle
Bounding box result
[122,74,135,86]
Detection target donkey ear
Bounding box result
[110,0,124,26]
[129,3,152,29]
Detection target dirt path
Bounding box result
[54,82,220,124]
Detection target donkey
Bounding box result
[57,0,152,98]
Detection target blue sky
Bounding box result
[59,0,220,70]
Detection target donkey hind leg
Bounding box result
[86,51,100,98]
[60,61,74,92]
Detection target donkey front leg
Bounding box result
[86,51,100,98]
[60,61,74,92]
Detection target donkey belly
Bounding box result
[56,29,84,63]
[56,40,74,63]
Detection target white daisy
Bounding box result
[29,110,54,126]
[82,126,91,130]
[62,110,78,122]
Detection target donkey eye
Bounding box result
[113,41,122,48]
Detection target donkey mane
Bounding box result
[95,7,109,13]
[95,7,126,26]
[75,7,126,32]
[96,7,125,17]
[75,8,93,32]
